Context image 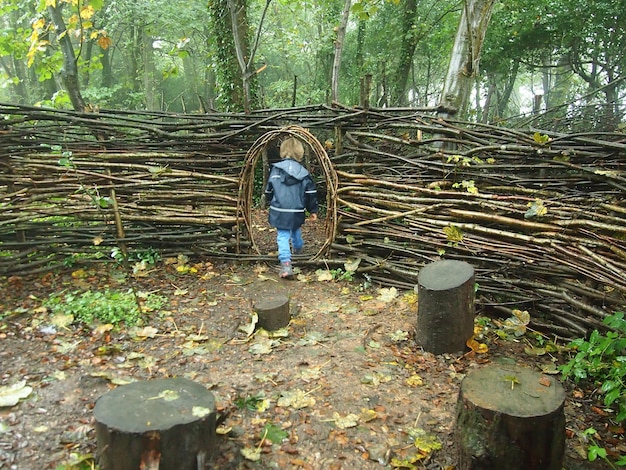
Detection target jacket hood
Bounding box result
[273,159,310,181]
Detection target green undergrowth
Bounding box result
[560,311,626,468]
[560,312,626,423]
[44,289,167,327]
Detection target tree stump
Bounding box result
[455,364,566,470]
[415,259,475,354]
[94,378,217,470]
[254,294,290,330]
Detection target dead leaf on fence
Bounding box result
[525,199,547,218]
[344,258,361,272]
[443,225,463,243]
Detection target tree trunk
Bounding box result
[331,0,351,104]
[142,28,158,111]
[130,23,143,96]
[227,0,268,113]
[438,0,496,118]
[47,3,85,111]
[390,0,418,106]
[496,60,519,118]
[210,0,244,111]
[101,45,112,88]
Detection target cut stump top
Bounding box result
[94,378,215,433]
[461,364,565,418]
[254,294,289,311]
[417,260,474,291]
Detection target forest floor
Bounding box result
[0,213,623,469]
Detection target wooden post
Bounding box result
[254,294,290,330]
[94,378,217,470]
[416,259,475,354]
[455,364,566,470]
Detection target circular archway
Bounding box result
[237,126,338,260]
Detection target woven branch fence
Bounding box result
[1,102,625,338]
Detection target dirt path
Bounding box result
[0,260,617,469]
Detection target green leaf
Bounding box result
[604,387,621,406]
[533,132,550,144]
[443,225,463,243]
[263,422,288,444]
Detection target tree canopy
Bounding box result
[0,0,623,127]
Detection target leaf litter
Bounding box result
[0,260,616,469]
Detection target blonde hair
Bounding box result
[279,138,305,162]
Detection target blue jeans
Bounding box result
[276,228,303,263]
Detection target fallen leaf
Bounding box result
[153,389,179,402]
[249,338,278,355]
[591,406,608,416]
[296,331,328,346]
[524,346,546,356]
[538,376,552,387]
[277,389,316,409]
[216,425,232,435]
[315,269,334,282]
[377,287,398,303]
[130,326,158,339]
[192,406,212,417]
[359,408,378,422]
[405,374,424,387]
[239,313,258,337]
[390,330,409,342]
[240,447,261,461]
[71,269,88,279]
[466,336,489,354]
[333,412,359,429]
[540,363,559,375]
[50,313,74,329]
[0,381,33,407]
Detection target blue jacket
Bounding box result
[265,159,318,230]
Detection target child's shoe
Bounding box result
[279,262,293,278]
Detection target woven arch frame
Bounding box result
[237,126,338,260]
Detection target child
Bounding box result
[265,137,318,278]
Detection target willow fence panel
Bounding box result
[1,103,625,337]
